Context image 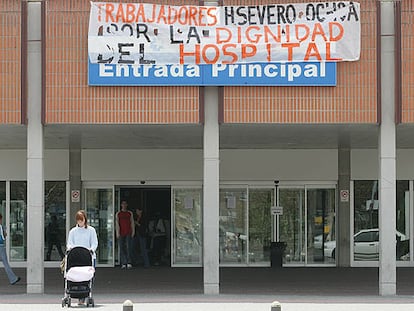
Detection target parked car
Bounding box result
[320,228,409,261]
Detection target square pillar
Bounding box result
[203,86,220,295]
[69,133,82,227]
[379,0,397,296]
[26,0,45,294]
[338,142,351,267]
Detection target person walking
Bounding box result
[116,200,135,269]
[0,213,21,285]
[66,210,98,305]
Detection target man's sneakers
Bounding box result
[11,277,21,285]
[121,264,132,269]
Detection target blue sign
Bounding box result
[88,61,336,86]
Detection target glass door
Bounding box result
[248,188,273,264]
[306,188,336,264]
[172,187,202,266]
[279,185,336,265]
[84,188,114,266]
[279,188,305,264]
[396,180,410,261]
[218,186,273,266]
[10,181,27,261]
[219,188,247,264]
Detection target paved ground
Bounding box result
[1,302,414,311]
[1,266,414,310]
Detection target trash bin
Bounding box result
[270,242,286,268]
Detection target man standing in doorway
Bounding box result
[116,200,135,269]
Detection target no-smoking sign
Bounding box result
[71,190,80,203]
[340,190,349,202]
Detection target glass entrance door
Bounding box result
[219,187,274,266]
[219,188,247,264]
[279,188,305,264]
[279,186,336,265]
[306,188,336,264]
[172,187,202,266]
[84,188,114,266]
[248,188,273,264]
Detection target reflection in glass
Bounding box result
[279,188,305,264]
[173,188,202,265]
[85,189,114,265]
[44,181,66,261]
[353,180,379,261]
[10,181,27,261]
[248,189,273,264]
[219,188,247,264]
[307,188,336,264]
[396,180,409,261]
[0,182,5,225]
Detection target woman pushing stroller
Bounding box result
[66,210,98,306]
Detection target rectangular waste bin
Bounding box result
[270,242,286,268]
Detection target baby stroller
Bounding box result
[61,246,95,308]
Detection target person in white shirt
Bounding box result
[0,213,20,285]
[67,210,98,264]
[66,210,98,305]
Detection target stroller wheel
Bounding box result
[88,298,95,308]
[61,297,71,308]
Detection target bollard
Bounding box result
[123,299,133,311]
[271,301,281,311]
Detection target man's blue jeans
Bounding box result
[138,236,150,268]
[119,235,132,266]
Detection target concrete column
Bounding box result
[337,139,351,267]
[202,0,220,295]
[378,0,396,296]
[203,86,220,295]
[26,0,44,294]
[69,133,82,226]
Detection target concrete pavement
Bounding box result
[0,300,414,311]
[1,292,414,311]
[1,266,414,310]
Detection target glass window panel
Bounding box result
[248,188,273,264]
[0,182,5,223]
[173,188,202,265]
[10,181,27,261]
[307,188,336,264]
[219,188,247,264]
[396,180,409,261]
[45,181,66,261]
[85,189,114,265]
[279,188,305,264]
[353,180,379,261]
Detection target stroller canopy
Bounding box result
[66,247,93,270]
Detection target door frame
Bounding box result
[277,182,337,267]
[171,185,203,267]
[82,183,116,267]
[115,184,172,267]
[218,184,276,267]
[350,180,414,267]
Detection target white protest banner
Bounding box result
[88,2,360,65]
